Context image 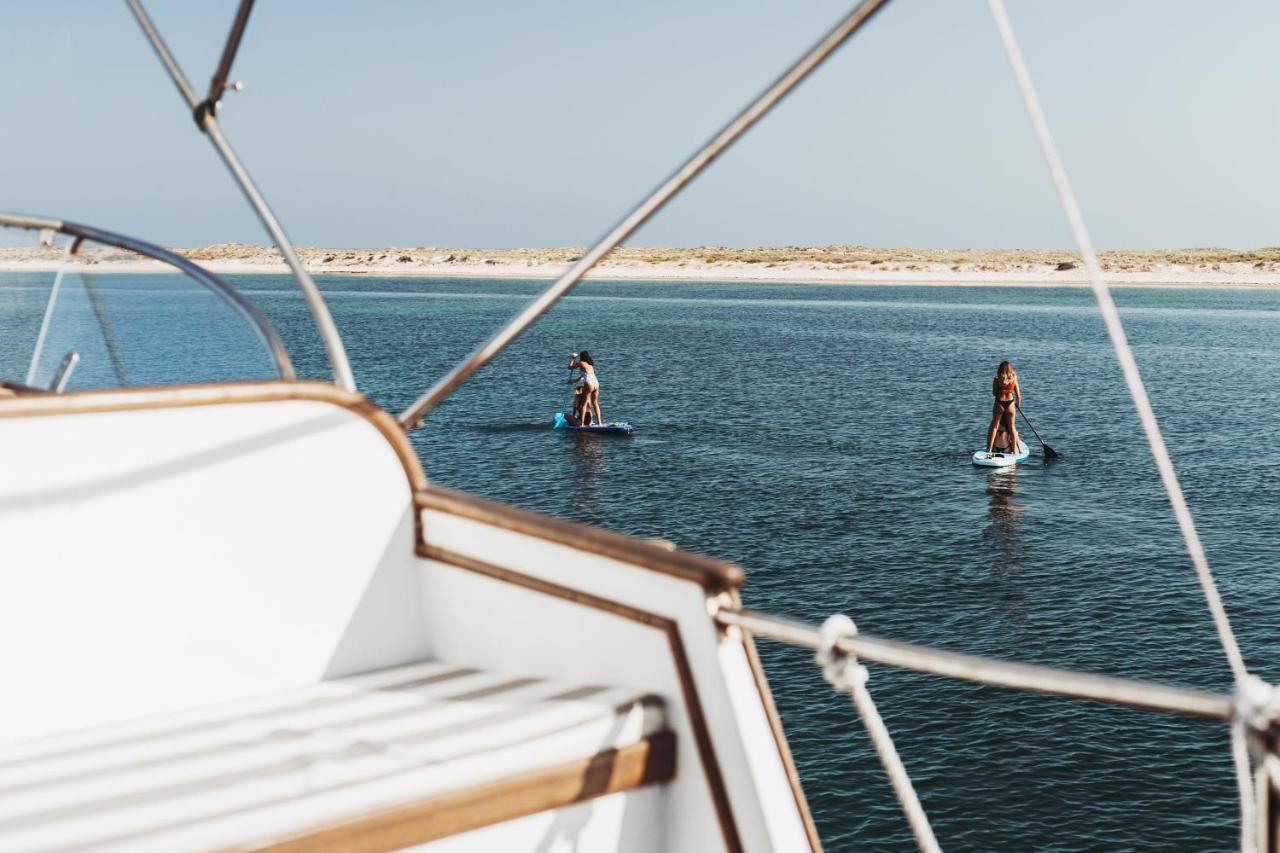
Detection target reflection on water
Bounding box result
[568,433,606,512]
[984,466,1027,564]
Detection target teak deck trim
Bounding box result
[419,543,744,853]
[736,605,823,852]
[0,380,428,493]
[256,731,676,852]
[417,485,744,592]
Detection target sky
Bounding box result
[2,1,1278,250]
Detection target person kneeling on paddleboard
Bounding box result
[565,356,590,426]
[985,361,1021,458]
[567,385,590,426]
[568,351,603,426]
[992,426,1015,454]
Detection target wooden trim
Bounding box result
[0,380,48,396]
[257,731,676,853]
[419,543,744,853]
[0,380,427,494]
[734,594,823,852]
[417,486,744,591]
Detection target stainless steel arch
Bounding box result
[0,212,295,381]
[124,0,355,392]
[396,0,892,428]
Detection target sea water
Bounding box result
[6,273,1279,849]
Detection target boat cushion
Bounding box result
[0,661,667,852]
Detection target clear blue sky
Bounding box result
[4,1,1278,249]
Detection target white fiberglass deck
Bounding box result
[0,661,667,852]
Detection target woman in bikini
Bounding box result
[985,361,1021,457]
[568,351,603,426]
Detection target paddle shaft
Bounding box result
[562,369,575,418]
[1017,406,1060,459]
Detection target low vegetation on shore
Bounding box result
[4,243,1280,284]
[186,244,1280,272]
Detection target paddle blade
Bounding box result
[1016,408,1059,461]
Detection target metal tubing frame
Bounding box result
[717,608,1231,721]
[25,242,70,387]
[50,351,80,393]
[396,0,893,428]
[205,0,255,110]
[125,0,356,391]
[0,212,295,381]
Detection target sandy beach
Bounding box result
[3,244,1280,287]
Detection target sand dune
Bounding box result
[3,244,1280,286]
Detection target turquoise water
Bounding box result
[6,273,1280,849]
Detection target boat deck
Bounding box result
[0,661,673,852]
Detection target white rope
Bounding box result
[818,615,941,853]
[986,1,1259,845]
[1230,722,1257,853]
[987,0,1245,683]
[26,242,72,388]
[1233,676,1280,850]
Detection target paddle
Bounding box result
[1017,406,1060,460]
[561,367,576,423]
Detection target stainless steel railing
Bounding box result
[716,605,1273,851]
[125,0,355,392]
[717,607,1230,720]
[0,212,295,382]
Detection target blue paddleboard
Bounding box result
[972,440,1029,467]
[553,412,633,435]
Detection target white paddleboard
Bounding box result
[972,440,1030,467]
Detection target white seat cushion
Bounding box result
[0,661,666,852]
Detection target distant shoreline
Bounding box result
[3,244,1279,288]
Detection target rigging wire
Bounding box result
[818,615,941,852]
[986,1,1259,847]
[985,0,1246,683]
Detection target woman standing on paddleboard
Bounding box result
[570,351,603,426]
[985,361,1021,457]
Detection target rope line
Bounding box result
[986,2,1259,846]
[1230,720,1258,852]
[1232,675,1280,850]
[818,615,940,853]
[986,0,1246,682]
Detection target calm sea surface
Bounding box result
[6,273,1280,850]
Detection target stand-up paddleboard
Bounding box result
[552,412,633,435]
[972,440,1029,467]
